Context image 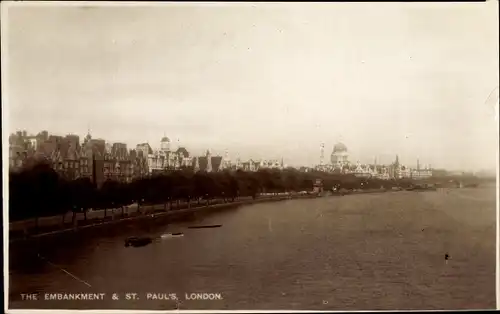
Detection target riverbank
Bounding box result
[8,193,320,243]
[8,186,451,244]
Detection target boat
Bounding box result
[464,183,478,188]
[160,232,184,239]
[188,224,222,229]
[125,236,153,247]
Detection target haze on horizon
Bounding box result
[3,2,499,172]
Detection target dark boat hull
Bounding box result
[125,237,153,247]
[188,225,222,229]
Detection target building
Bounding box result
[136,143,153,158]
[191,150,224,172]
[258,159,285,170]
[387,156,433,180]
[129,149,149,178]
[112,143,128,159]
[410,167,432,179]
[234,159,260,172]
[9,130,51,171]
[146,136,193,173]
[8,129,151,185]
[312,179,324,194]
[100,153,134,184]
[219,150,232,171]
[329,142,350,173]
[352,161,374,178]
[65,134,80,151]
[9,151,30,171]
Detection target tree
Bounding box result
[194,172,213,205]
[283,169,299,192]
[224,171,239,201]
[115,181,133,217]
[170,171,193,209]
[100,179,121,218]
[157,174,173,211]
[71,177,96,223]
[31,162,61,231]
[130,177,149,213]
[57,177,72,226]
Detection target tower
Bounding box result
[206,149,212,172]
[194,157,200,172]
[92,149,97,188]
[225,149,231,168]
[390,155,400,179]
[160,134,171,152]
[219,149,227,171]
[320,143,325,166]
[83,126,92,147]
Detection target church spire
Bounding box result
[194,157,200,172]
[206,149,212,172]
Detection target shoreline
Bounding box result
[8,187,450,244]
[8,193,318,244]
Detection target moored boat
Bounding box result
[160,232,184,239]
[188,224,222,229]
[125,236,153,247]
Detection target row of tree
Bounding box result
[10,160,474,224]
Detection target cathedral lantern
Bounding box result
[331,142,349,168]
[160,136,170,152]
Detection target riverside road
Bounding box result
[8,185,496,310]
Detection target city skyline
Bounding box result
[4,2,499,172]
[7,127,475,174]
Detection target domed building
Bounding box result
[160,136,170,152]
[331,142,350,169]
[147,135,192,173]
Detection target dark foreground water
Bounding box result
[9,186,497,310]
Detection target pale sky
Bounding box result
[3,2,499,171]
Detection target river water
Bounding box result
[8,186,497,310]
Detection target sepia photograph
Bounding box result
[2,1,499,312]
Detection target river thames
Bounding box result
[8,186,496,310]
